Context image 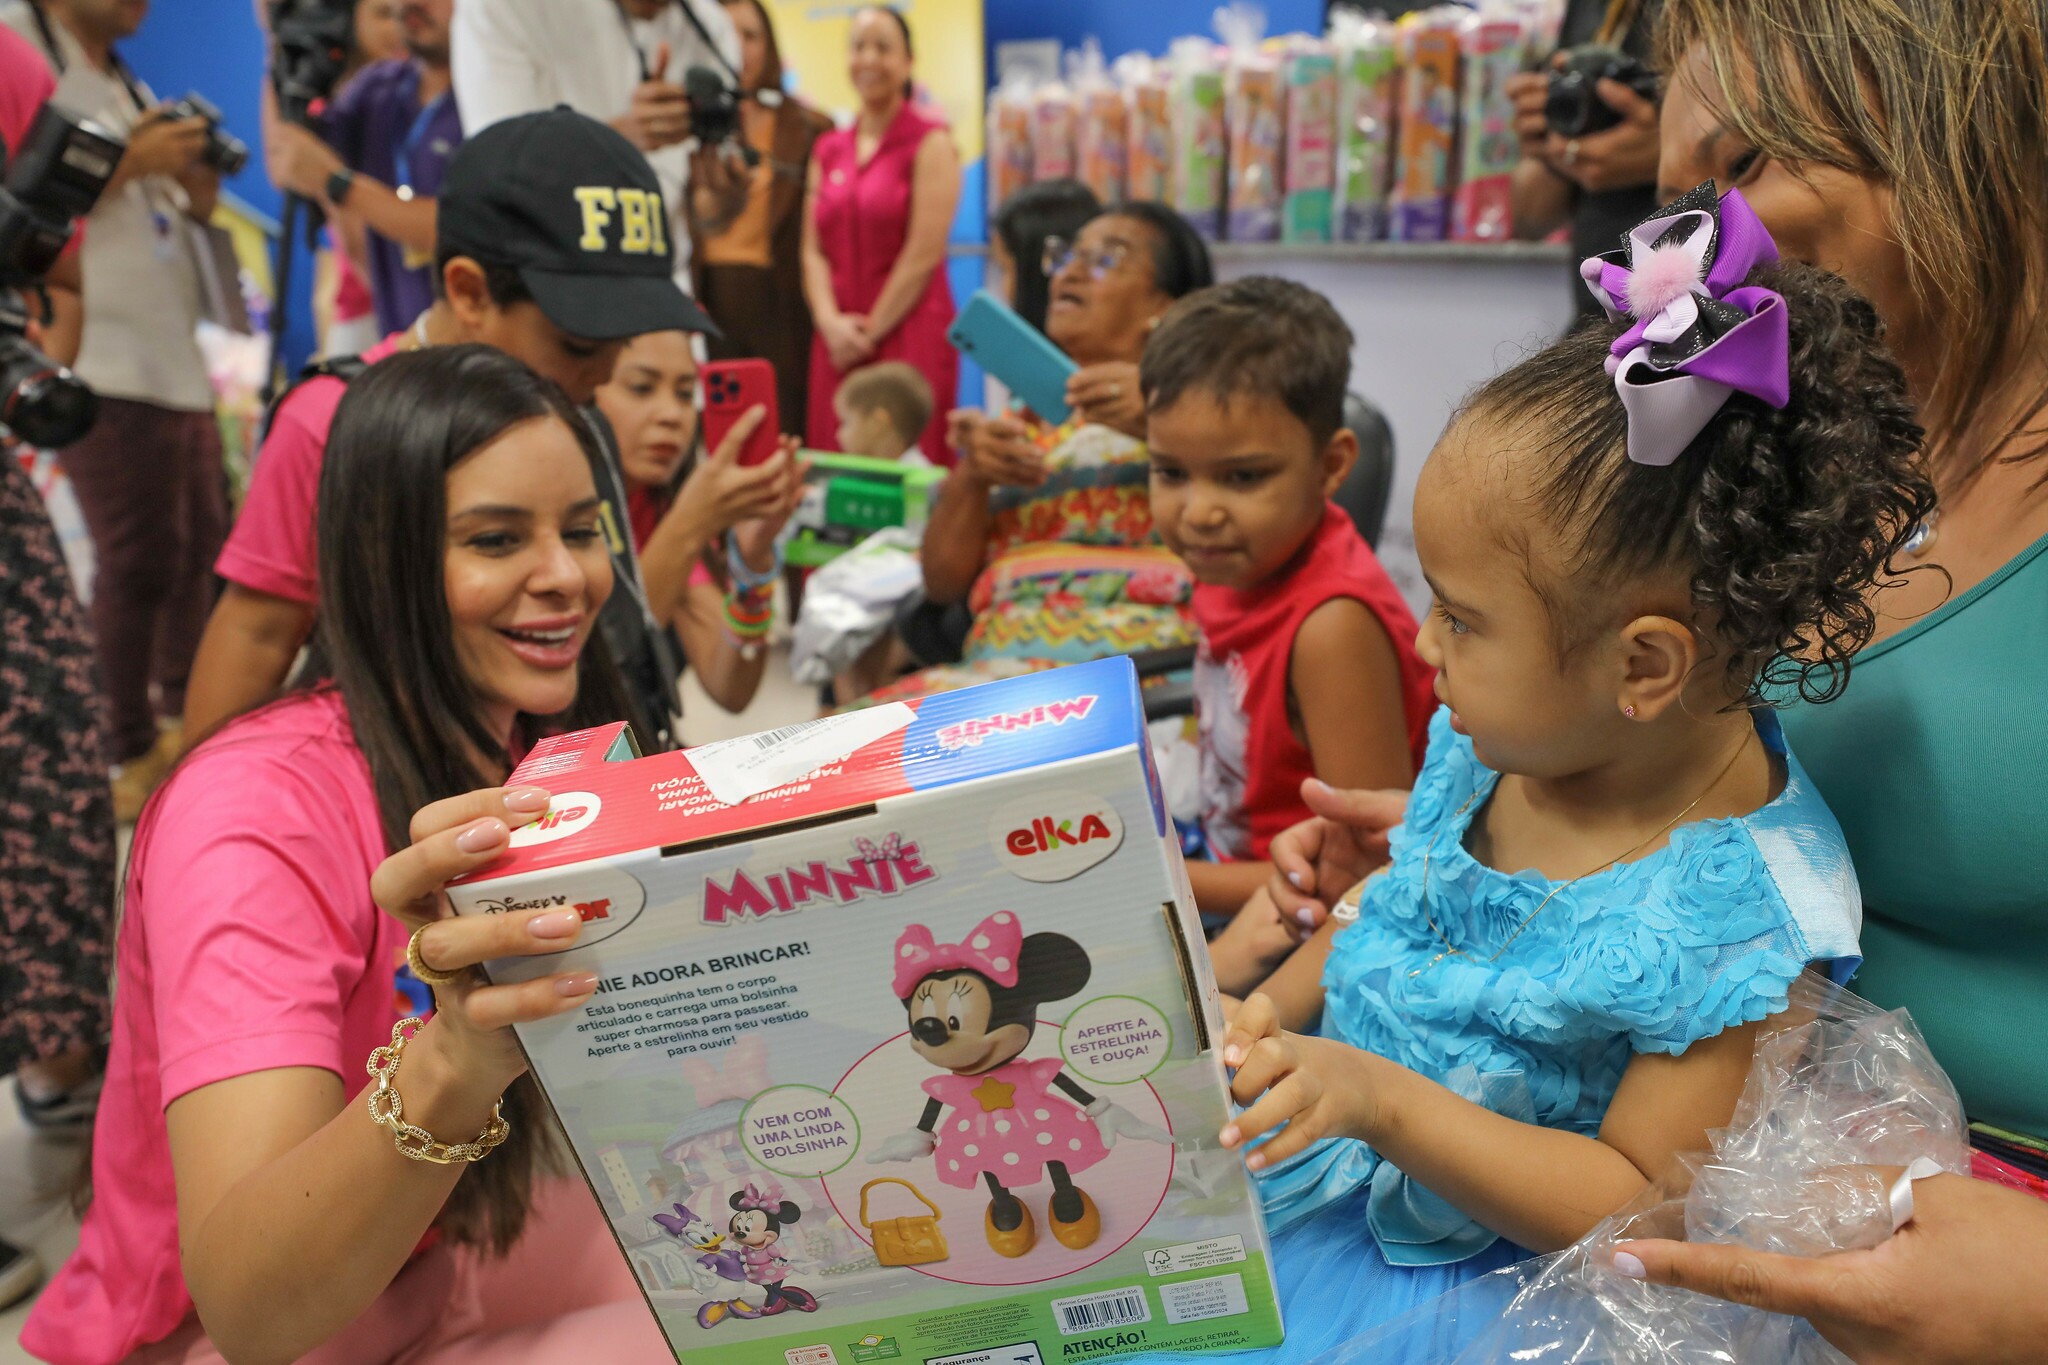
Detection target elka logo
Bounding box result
[990,792,1126,883]
[507,792,602,848]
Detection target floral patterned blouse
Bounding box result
[961,421,1194,666]
[1254,706,1866,1265]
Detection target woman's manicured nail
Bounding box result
[1219,1124,1241,1147]
[530,910,582,939]
[1295,907,1317,928]
[1611,1251,1646,1279]
[505,787,551,813]
[1286,870,1306,890]
[556,972,600,997]
[456,818,506,853]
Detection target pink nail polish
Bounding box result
[530,909,583,938]
[1611,1251,1646,1279]
[1286,871,1305,890]
[1295,907,1317,928]
[455,819,505,853]
[556,972,599,997]
[505,787,551,813]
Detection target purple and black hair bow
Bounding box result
[1579,181,1791,467]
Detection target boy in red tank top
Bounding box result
[1142,278,1437,917]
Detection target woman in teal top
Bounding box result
[1260,2,2048,1359]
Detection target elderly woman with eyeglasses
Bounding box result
[891,203,1216,692]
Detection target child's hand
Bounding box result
[1218,992,1377,1170]
[1206,887,1307,997]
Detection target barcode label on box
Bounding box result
[1159,1273,1250,1326]
[686,703,913,805]
[1050,1286,1152,1336]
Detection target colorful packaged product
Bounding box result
[1451,6,1534,242]
[1072,39,1128,205]
[987,69,1036,216]
[1032,80,1079,184]
[450,659,1286,1364]
[1166,36,1226,241]
[1279,40,1337,244]
[1218,6,1281,243]
[1388,7,1464,242]
[1119,53,1173,204]
[1329,9,1399,241]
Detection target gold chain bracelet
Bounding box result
[365,1017,510,1164]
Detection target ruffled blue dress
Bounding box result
[1127,708,1864,1362]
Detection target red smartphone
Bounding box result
[702,359,782,467]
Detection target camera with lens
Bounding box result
[1,103,124,447]
[682,65,761,168]
[1544,45,1660,139]
[160,92,249,177]
[270,0,357,125]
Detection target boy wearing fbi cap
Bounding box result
[189,108,718,754]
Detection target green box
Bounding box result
[787,451,947,569]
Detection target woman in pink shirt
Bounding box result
[801,5,961,462]
[25,347,670,1364]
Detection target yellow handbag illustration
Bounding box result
[860,1178,949,1266]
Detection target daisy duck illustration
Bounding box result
[867,911,1170,1257]
[651,1201,758,1328]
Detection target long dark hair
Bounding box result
[994,178,1101,334]
[310,345,629,1251]
[723,0,785,95]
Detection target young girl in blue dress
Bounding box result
[1131,186,1936,1361]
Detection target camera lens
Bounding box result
[0,345,100,448]
[1544,70,1606,139]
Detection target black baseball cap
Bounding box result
[437,107,718,339]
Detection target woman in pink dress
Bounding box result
[801,5,960,463]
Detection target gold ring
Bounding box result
[1563,139,1581,167]
[407,925,466,987]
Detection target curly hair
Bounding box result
[1463,261,1934,705]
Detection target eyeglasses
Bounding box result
[1042,237,1133,281]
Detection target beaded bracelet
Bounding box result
[725,534,783,595]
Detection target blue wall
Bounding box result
[120,0,319,373]
[983,0,1325,71]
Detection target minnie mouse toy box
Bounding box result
[449,658,1284,1364]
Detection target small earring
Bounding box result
[1623,704,1637,719]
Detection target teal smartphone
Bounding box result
[947,289,1078,424]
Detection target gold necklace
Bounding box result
[1409,733,1753,978]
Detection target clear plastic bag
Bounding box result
[788,528,924,688]
[1310,975,1969,1364]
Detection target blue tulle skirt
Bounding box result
[1116,1184,1528,1364]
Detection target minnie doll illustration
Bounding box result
[652,1200,760,1328]
[728,1183,819,1316]
[867,911,1170,1257]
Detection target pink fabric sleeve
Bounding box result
[139,746,385,1103]
[214,378,346,604]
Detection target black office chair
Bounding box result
[1335,392,1396,550]
[1131,391,1396,719]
